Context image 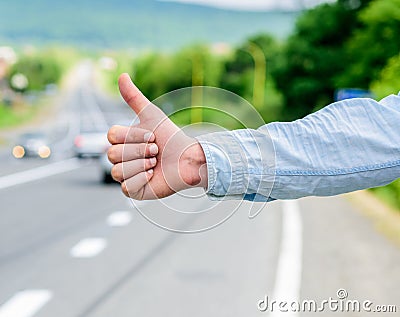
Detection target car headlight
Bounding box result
[38,146,51,159]
[12,145,25,159]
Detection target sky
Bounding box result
[162,0,336,11]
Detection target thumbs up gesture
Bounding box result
[107,74,208,200]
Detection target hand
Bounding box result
[107,73,208,200]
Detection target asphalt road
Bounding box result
[0,63,399,317]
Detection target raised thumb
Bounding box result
[118,73,158,119]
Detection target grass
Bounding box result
[0,102,38,129]
[369,180,400,212]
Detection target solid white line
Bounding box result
[107,211,132,227]
[0,158,82,190]
[270,200,302,317]
[70,238,107,258]
[0,289,52,317]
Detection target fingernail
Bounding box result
[144,132,154,142]
[147,169,154,175]
[149,157,157,165]
[149,143,158,155]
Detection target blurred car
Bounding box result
[73,131,109,158]
[12,132,52,159]
[100,152,114,183]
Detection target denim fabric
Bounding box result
[196,93,400,201]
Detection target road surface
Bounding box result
[0,63,399,317]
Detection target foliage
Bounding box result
[0,47,78,128]
[220,34,283,122]
[338,0,400,88]
[97,52,136,96]
[0,103,37,128]
[8,52,62,92]
[133,45,224,102]
[370,180,400,210]
[371,54,400,99]
[272,1,370,121]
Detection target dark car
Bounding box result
[13,132,52,159]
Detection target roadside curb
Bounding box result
[345,190,400,248]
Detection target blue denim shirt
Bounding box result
[196,93,400,201]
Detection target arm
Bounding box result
[197,93,400,201]
[108,74,400,201]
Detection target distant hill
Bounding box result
[0,0,298,50]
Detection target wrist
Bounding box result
[180,141,208,189]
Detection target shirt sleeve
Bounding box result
[196,93,400,201]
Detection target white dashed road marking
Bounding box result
[70,238,107,258]
[0,289,52,317]
[107,211,132,227]
[270,200,303,317]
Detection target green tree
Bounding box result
[8,54,62,92]
[133,44,224,101]
[220,34,283,122]
[272,0,371,120]
[371,54,400,99]
[338,0,400,88]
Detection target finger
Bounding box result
[111,157,157,182]
[108,143,159,164]
[121,169,154,199]
[118,73,164,120]
[118,73,151,116]
[108,125,155,145]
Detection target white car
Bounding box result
[73,131,109,158]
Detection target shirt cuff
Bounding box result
[196,129,275,201]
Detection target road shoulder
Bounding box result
[345,190,400,248]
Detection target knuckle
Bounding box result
[136,144,145,158]
[127,127,138,142]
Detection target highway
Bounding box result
[0,64,399,317]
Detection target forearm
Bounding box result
[196,93,400,201]
[268,94,400,199]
